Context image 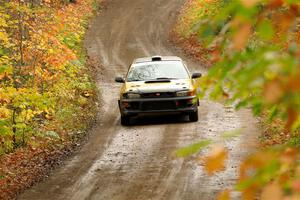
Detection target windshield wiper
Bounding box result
[127,79,143,82]
[155,77,177,80]
[128,78,177,83]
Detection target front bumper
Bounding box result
[118,96,198,117]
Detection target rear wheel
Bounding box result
[189,110,198,122]
[121,115,131,126]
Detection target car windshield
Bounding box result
[126,61,189,82]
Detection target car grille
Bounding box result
[129,102,140,110]
[141,92,175,98]
[141,101,175,111]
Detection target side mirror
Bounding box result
[115,77,125,83]
[192,72,202,79]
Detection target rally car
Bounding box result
[115,55,201,125]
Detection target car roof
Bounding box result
[133,56,182,64]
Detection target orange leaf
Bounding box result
[261,182,282,200]
[263,80,283,103]
[203,145,228,175]
[286,73,300,92]
[280,148,297,165]
[217,189,231,200]
[268,0,284,9]
[284,195,300,200]
[285,107,298,130]
[242,187,257,200]
[233,23,252,50]
[292,180,300,192]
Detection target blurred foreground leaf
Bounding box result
[203,145,228,175]
[217,189,231,200]
[176,139,212,157]
[222,129,242,140]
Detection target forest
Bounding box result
[0,0,98,198]
[0,0,98,154]
[1,0,300,199]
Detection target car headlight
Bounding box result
[124,93,141,99]
[176,90,195,97]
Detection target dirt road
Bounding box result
[19,0,258,199]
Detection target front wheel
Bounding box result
[121,115,131,126]
[189,110,198,122]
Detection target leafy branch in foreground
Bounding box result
[176,139,212,157]
[176,0,300,199]
[195,0,300,131]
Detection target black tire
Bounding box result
[189,110,199,122]
[121,115,131,126]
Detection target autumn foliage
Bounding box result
[0,0,97,198]
[175,0,300,199]
[0,0,96,153]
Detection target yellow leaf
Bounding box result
[0,31,9,44]
[0,107,10,119]
[48,48,54,54]
[203,145,228,175]
[240,0,260,8]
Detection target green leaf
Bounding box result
[176,139,212,157]
[268,106,278,121]
[257,20,274,40]
[222,129,242,140]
